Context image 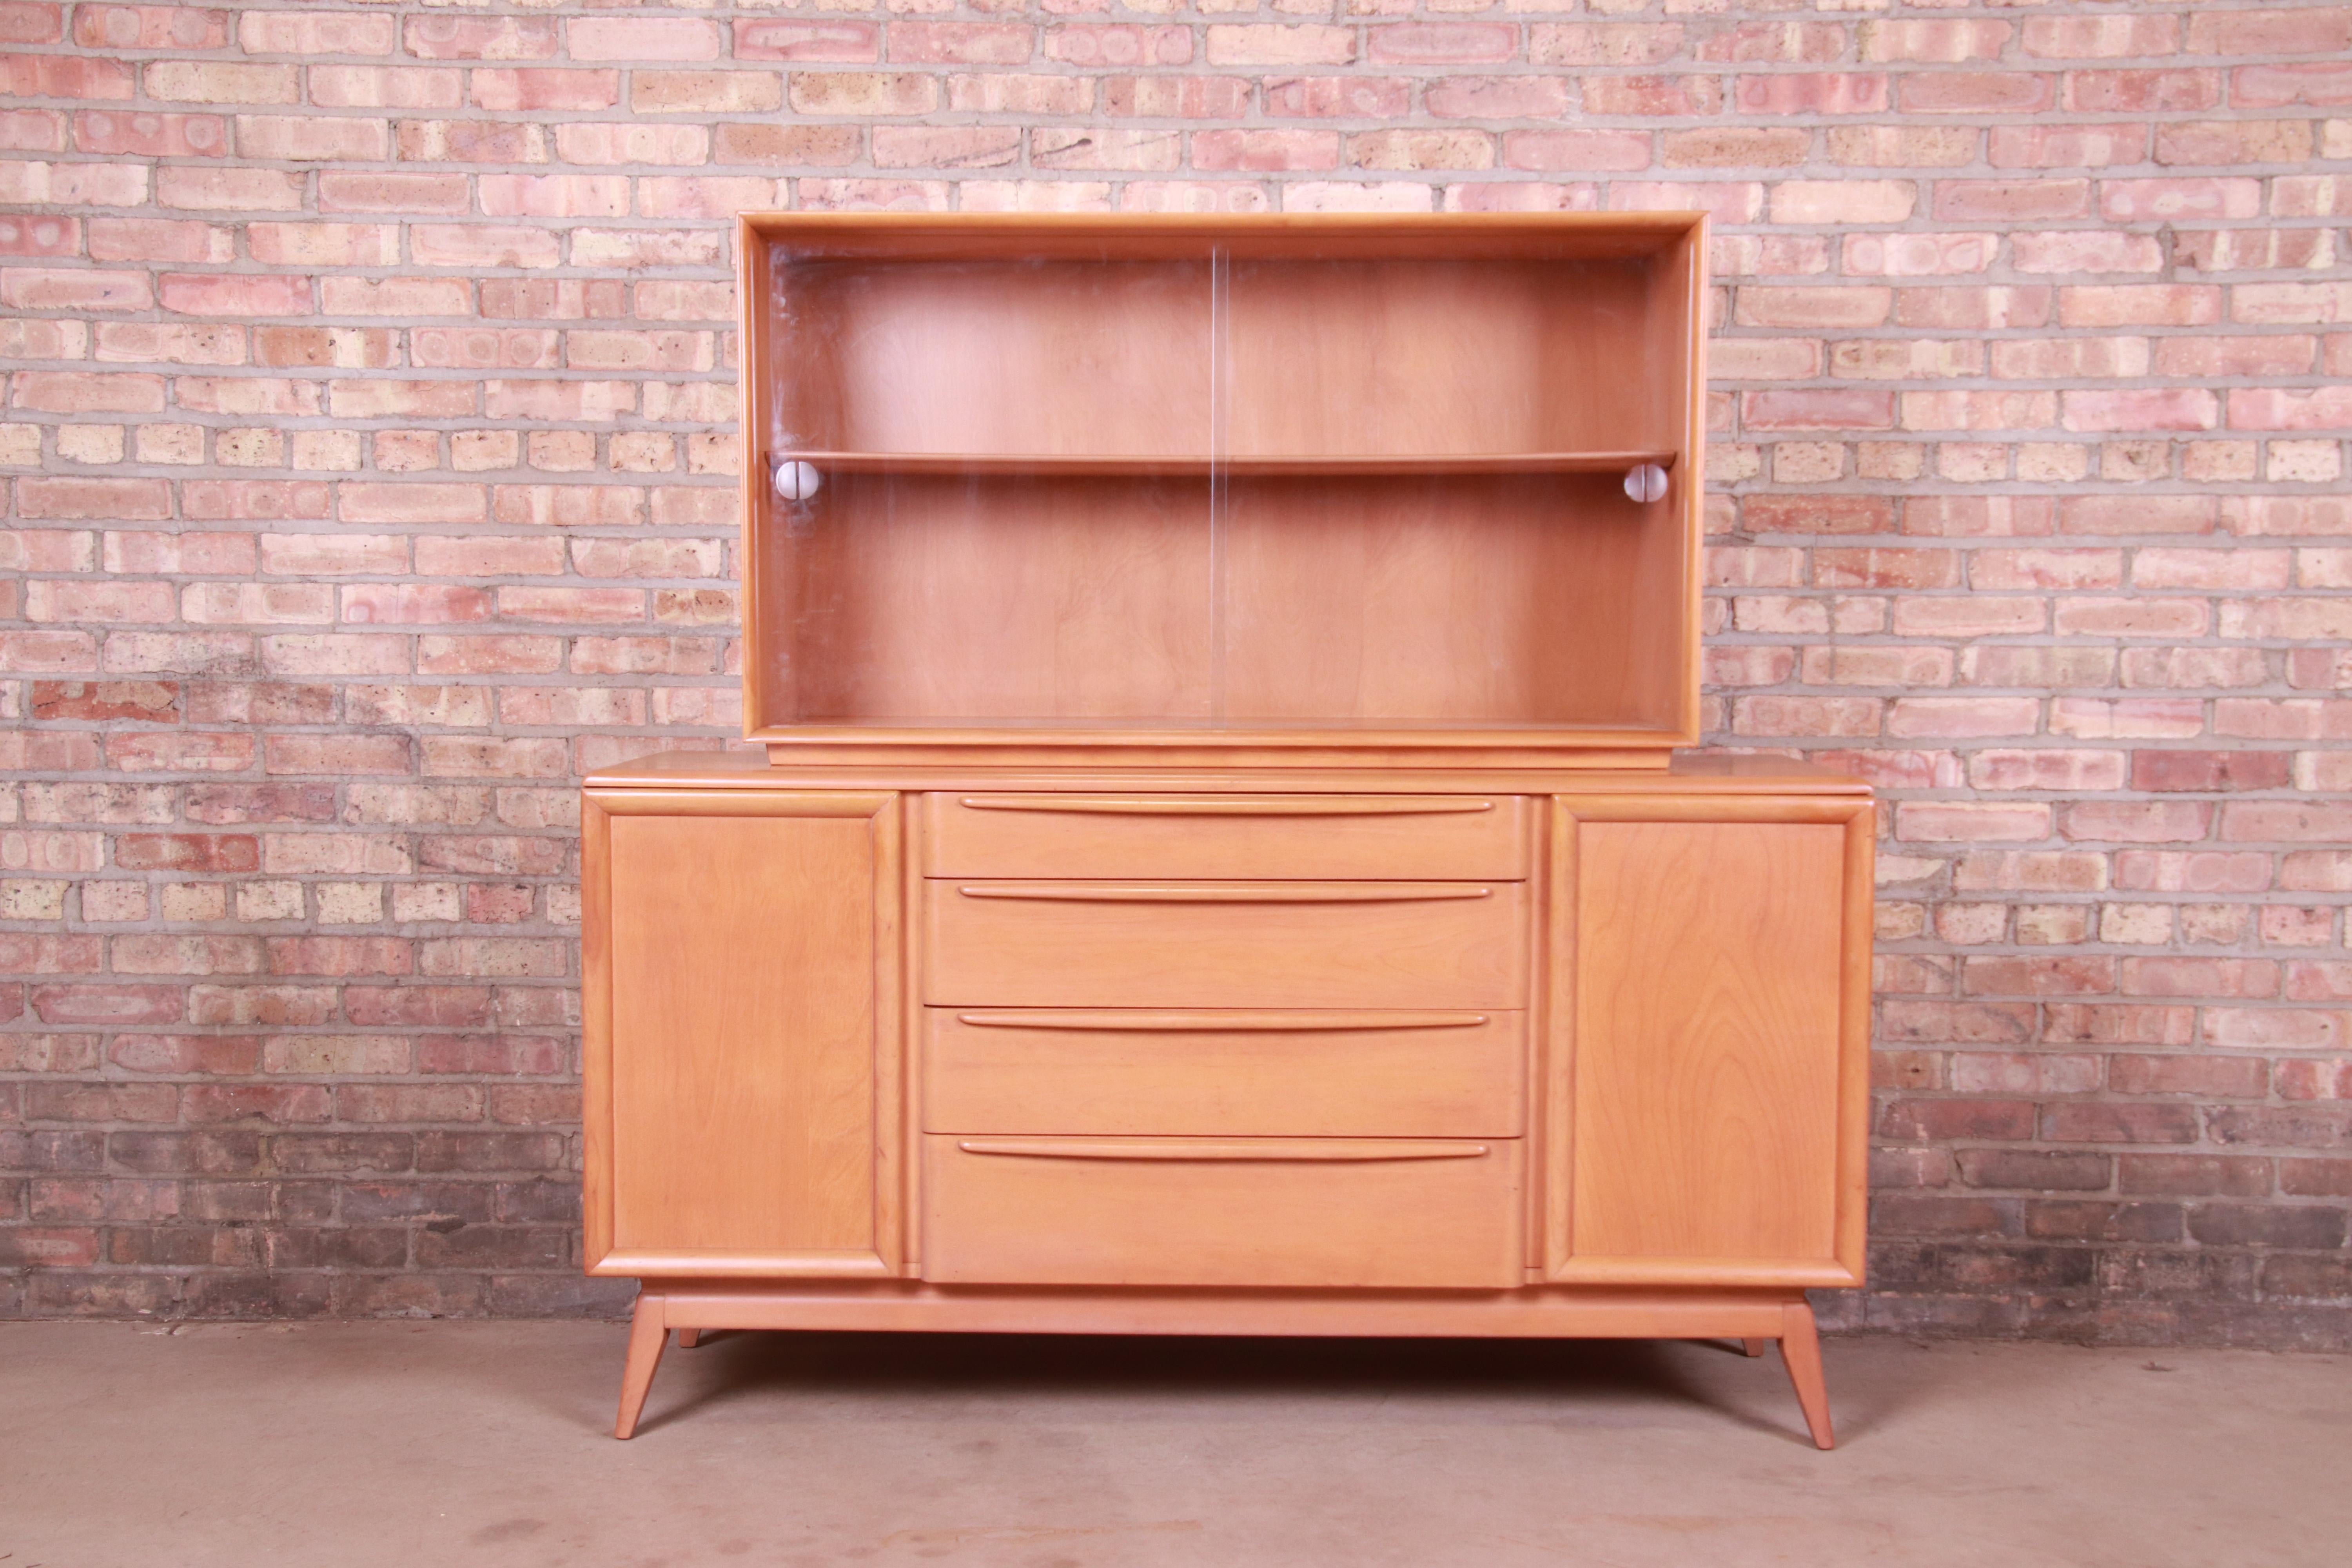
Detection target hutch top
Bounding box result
[735,213,1709,769]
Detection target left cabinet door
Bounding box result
[584,789,900,1278]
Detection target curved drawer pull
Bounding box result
[955,883,1493,905]
[956,1139,1491,1163]
[953,1010,1491,1032]
[957,795,1496,818]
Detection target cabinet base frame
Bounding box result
[612,1281,1835,1450]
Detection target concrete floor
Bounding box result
[1,1323,2344,1568]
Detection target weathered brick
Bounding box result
[0,0,2335,1341]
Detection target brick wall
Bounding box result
[0,0,2346,1344]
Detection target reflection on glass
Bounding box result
[756,231,1691,733]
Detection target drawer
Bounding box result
[922,880,1529,1009]
[921,793,1530,880]
[924,1007,1524,1137]
[920,1135,1523,1287]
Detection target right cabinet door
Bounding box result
[1546,796,1872,1286]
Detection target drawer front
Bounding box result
[923,880,1529,1008]
[921,1135,1523,1287]
[924,1007,1524,1137]
[922,793,1530,880]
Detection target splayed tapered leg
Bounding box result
[1778,1301,1835,1450]
[615,1294,668,1440]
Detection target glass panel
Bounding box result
[1212,248,1682,728]
[1219,471,1661,728]
[761,250,1217,726]
[765,467,1216,726]
[771,255,1215,458]
[750,227,1692,737]
[1221,255,1663,459]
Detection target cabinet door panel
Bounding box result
[1554,808,1865,1285]
[585,791,899,1276]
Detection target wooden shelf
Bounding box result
[773,450,1679,479]
[743,213,1709,745]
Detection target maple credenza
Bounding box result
[583,755,1872,1445]
[583,211,1871,1445]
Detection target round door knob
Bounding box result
[773,459,822,502]
[1623,463,1668,504]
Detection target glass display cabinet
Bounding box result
[581,215,1873,1448]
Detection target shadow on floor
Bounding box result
[633,1330,1807,1441]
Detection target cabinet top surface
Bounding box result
[584,750,1871,796]
[743,210,1707,259]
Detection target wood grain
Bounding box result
[613,1292,666,1440]
[921,791,1530,879]
[924,1007,1524,1136]
[746,211,1708,267]
[737,212,1710,757]
[1780,1299,1837,1450]
[600,796,891,1270]
[1225,258,1663,456]
[923,878,1528,1009]
[652,1281,1806,1341]
[763,471,1213,725]
[775,257,1213,457]
[920,1134,1523,1287]
[1219,474,1681,728]
[767,450,1677,477]
[601,214,1860,1454]
[1563,818,1847,1276]
[586,751,1871,796]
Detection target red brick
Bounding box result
[1424,76,1568,120]
[2024,16,2181,58]
[0,267,149,311]
[567,17,717,62]
[114,834,258,873]
[2233,62,2352,109]
[2131,751,2294,793]
[1900,72,2053,114]
[1742,495,1896,535]
[403,16,556,61]
[0,0,2334,1331]
[1367,22,1514,65]
[1963,957,2117,998]
[1743,388,1896,432]
[74,5,225,51]
[2187,8,2352,55]
[2120,958,2279,1000]
[1194,129,1337,174]
[2063,69,2221,114]
[1503,131,1650,173]
[2119,1155,2272,1198]
[2043,1103,2200,1144]
[0,52,133,98]
[0,209,75,252]
[0,4,59,45]
[1880,1098,2038,1143]
[1734,74,1886,115]
[1858,20,2008,61]
[73,108,224,158]
[2099,178,2262,223]
[888,22,1033,66]
[158,272,310,318]
[734,19,877,62]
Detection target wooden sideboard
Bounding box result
[584,756,1872,1445]
[583,215,1875,1446]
